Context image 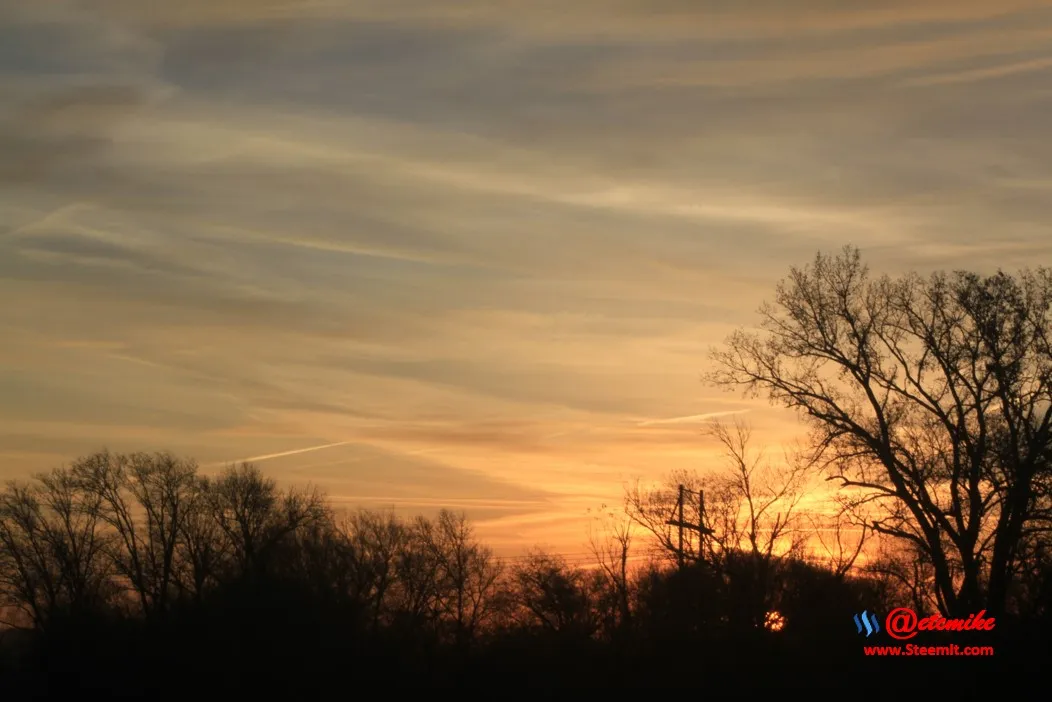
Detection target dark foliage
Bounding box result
[1,454,1046,696]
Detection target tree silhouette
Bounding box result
[69,451,199,617]
[625,418,811,630]
[0,435,1044,692]
[587,503,634,636]
[339,509,406,633]
[171,474,226,603]
[421,510,503,650]
[709,245,1052,617]
[510,549,598,639]
[204,462,328,582]
[0,468,114,630]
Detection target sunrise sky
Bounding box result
[3,0,1052,556]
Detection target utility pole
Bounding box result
[666,485,713,568]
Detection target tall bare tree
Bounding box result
[420,510,503,648]
[173,474,228,603]
[70,451,199,617]
[340,509,406,632]
[510,550,598,638]
[391,515,445,636]
[708,245,1052,616]
[707,419,811,562]
[204,463,328,581]
[588,503,634,633]
[625,419,813,630]
[0,469,114,629]
[626,419,809,566]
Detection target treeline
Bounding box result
[0,450,1044,694]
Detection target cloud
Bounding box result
[4,0,1052,553]
[82,1,1052,39]
[900,54,1052,86]
[252,442,554,505]
[637,410,751,427]
[0,85,153,185]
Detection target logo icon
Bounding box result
[854,610,880,637]
[885,607,918,640]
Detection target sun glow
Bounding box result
[765,610,786,632]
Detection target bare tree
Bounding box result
[587,502,634,633]
[626,419,810,566]
[124,453,199,613]
[806,502,869,579]
[205,463,328,581]
[173,475,228,602]
[708,246,1052,616]
[510,549,598,638]
[70,450,199,617]
[340,509,406,632]
[625,471,705,566]
[708,419,811,562]
[393,515,444,635]
[708,419,812,629]
[278,511,358,611]
[0,469,114,629]
[624,419,812,630]
[863,539,941,615]
[421,510,503,648]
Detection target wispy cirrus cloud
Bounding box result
[636,410,751,427]
[3,0,1052,552]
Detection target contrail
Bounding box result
[328,496,547,508]
[636,409,749,426]
[541,409,751,439]
[207,441,353,467]
[7,203,85,239]
[287,445,447,471]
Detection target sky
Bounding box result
[2,0,1052,557]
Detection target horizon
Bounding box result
[3,0,1052,558]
